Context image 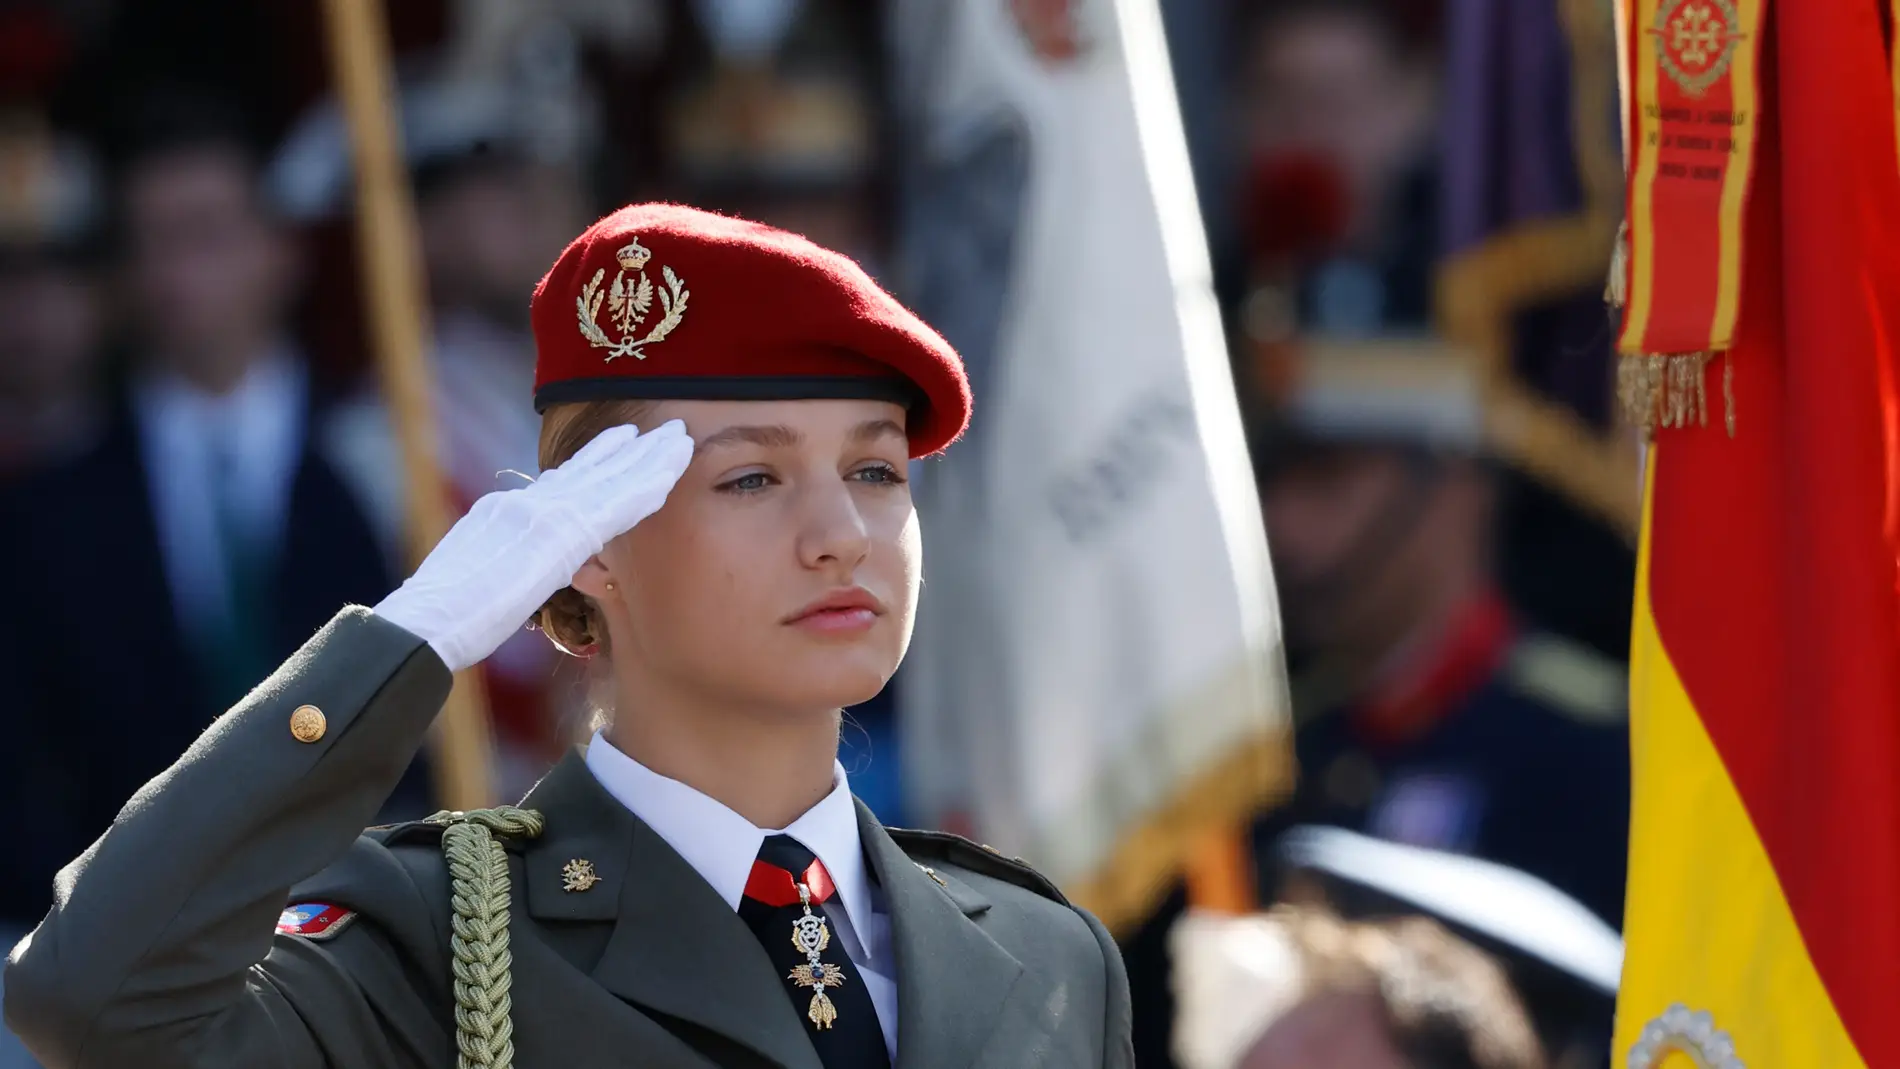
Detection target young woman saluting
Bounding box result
[5,204,1132,1069]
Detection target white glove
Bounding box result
[373,420,694,671]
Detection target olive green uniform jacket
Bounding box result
[4,608,1133,1069]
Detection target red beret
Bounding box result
[531,203,971,457]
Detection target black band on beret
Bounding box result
[533,375,922,414]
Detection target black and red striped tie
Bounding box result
[737,835,890,1069]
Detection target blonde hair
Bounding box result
[531,399,656,654]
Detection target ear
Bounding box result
[570,553,615,599]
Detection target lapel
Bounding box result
[274,427,395,656]
[857,802,1025,1069]
[519,751,824,1069]
[65,413,198,731]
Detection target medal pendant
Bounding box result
[786,882,848,1030]
[806,989,839,1029]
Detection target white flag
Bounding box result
[894,0,1289,930]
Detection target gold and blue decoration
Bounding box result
[787,883,848,1028]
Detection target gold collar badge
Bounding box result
[576,237,690,361]
[561,858,600,893]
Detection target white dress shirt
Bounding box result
[584,732,900,1058]
[132,349,307,637]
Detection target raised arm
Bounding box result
[5,422,692,1069]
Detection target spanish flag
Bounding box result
[1615,0,1900,1064]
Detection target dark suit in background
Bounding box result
[0,388,420,933]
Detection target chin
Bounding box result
[777,647,898,709]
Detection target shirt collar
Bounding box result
[137,343,302,424]
[134,346,306,487]
[583,731,874,931]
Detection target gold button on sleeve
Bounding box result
[289,705,327,743]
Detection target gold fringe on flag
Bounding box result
[1606,218,1736,438]
[1617,352,1707,433]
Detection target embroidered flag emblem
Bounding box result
[276,903,358,941]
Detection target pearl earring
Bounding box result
[604,582,616,592]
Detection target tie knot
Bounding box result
[759,834,817,871]
[745,835,835,908]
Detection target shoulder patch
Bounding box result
[277,903,358,941]
[886,827,1070,905]
[1505,634,1628,724]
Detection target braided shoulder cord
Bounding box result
[425,806,546,1069]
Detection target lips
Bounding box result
[785,588,886,629]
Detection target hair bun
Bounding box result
[535,586,599,656]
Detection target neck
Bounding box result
[1365,564,1493,690]
[604,678,841,830]
[1352,581,1510,744]
[159,335,274,395]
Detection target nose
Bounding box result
[794,477,872,575]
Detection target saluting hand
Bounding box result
[373,420,694,672]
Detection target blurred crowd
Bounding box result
[0,0,1635,1066]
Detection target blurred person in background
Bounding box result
[1251,347,1628,928]
[412,87,595,792]
[0,86,422,941]
[1172,826,1623,1069]
[1172,904,1545,1069]
[1235,0,1439,337]
[0,108,85,1069]
[667,0,884,265]
[1264,827,1621,1068]
[1122,347,1627,1068]
[272,74,598,796]
[0,116,106,475]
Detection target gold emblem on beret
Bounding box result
[561,858,600,893]
[1627,1005,1743,1069]
[576,236,690,362]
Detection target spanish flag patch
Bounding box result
[276,903,357,941]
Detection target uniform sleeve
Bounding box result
[3,607,453,1069]
[1079,909,1135,1069]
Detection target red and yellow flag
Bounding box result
[1620,0,1763,357]
[1616,0,1900,1064]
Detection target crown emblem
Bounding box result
[576,236,690,361]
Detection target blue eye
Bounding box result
[851,462,907,486]
[718,472,775,494]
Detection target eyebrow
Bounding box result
[694,419,906,456]
[851,419,907,445]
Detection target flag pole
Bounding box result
[320,0,497,811]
